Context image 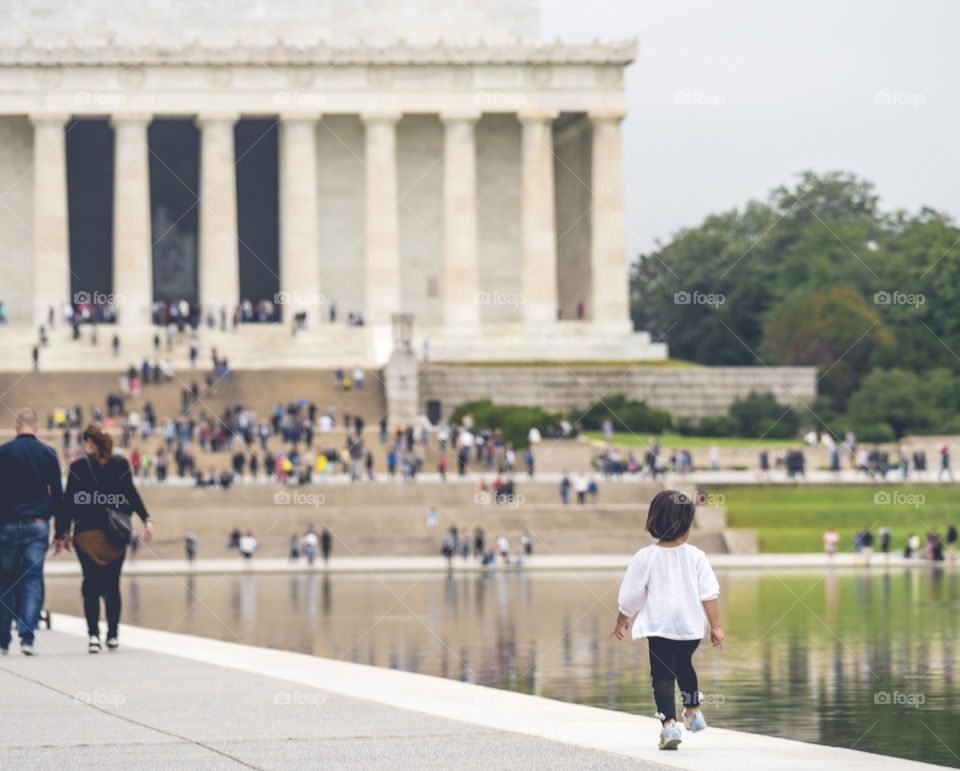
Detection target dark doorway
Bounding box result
[148,119,200,303]
[235,118,280,313]
[66,118,114,300]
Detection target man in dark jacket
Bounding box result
[0,408,63,655]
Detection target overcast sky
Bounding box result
[542,0,960,260]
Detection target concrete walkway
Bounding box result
[0,624,648,770]
[112,469,960,487]
[0,615,945,770]
[42,552,953,578]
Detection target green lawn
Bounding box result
[583,431,796,449]
[718,485,955,553]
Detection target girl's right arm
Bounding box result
[610,552,647,640]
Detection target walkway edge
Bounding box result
[47,614,943,770]
[40,552,944,578]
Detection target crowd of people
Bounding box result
[557,472,600,505]
[26,292,380,372]
[151,298,302,328]
[147,298,372,331]
[39,370,960,504]
[594,439,702,479]
[799,430,953,480]
[39,365,571,492]
[25,343,960,510]
[823,524,958,563]
[286,525,333,566]
[588,431,957,482]
[41,361,386,487]
[436,520,533,569]
[594,438,809,480]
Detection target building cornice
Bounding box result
[0,39,637,67]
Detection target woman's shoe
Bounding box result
[659,722,682,750]
[88,636,101,653]
[683,710,708,731]
[106,637,119,650]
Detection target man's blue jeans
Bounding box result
[0,519,49,648]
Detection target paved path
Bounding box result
[120,469,960,487]
[42,552,951,578]
[1,623,654,770]
[0,616,944,770]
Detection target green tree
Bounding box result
[631,201,780,364]
[727,391,799,439]
[762,288,893,410]
[631,171,893,366]
[630,170,960,437]
[872,209,960,372]
[575,394,671,434]
[846,369,931,438]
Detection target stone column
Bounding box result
[30,114,71,326]
[441,112,480,333]
[111,114,153,325]
[589,111,630,325]
[361,112,401,326]
[197,113,240,317]
[519,110,559,326]
[279,114,321,324]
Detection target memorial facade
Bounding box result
[0,0,666,361]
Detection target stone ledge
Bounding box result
[0,41,638,67]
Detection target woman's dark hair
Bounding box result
[646,490,696,541]
[82,423,113,467]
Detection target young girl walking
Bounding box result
[610,490,724,750]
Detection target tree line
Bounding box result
[631,170,960,440]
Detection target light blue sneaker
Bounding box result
[683,709,707,732]
[658,721,682,750]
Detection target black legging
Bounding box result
[76,548,125,638]
[648,636,701,723]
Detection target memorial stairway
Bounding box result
[122,479,730,558]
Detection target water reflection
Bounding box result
[288,573,299,608]
[127,578,140,626]
[186,574,197,613]
[43,567,960,767]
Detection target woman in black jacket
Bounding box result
[56,424,152,652]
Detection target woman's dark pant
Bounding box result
[76,549,125,638]
[648,636,701,723]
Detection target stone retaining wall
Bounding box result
[420,365,817,419]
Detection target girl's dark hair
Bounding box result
[646,490,695,541]
[82,423,113,467]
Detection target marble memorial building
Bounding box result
[0,0,666,362]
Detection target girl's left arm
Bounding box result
[699,555,723,649]
[609,610,631,640]
[703,598,723,649]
